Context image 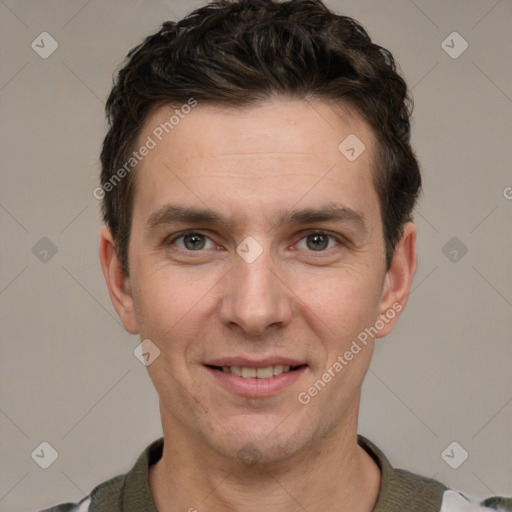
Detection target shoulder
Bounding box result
[440,490,512,511]
[38,473,124,512]
[358,435,512,512]
[38,438,163,512]
[39,497,92,512]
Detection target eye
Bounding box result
[295,232,341,252]
[170,231,216,251]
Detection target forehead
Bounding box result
[140,98,372,162]
[130,98,381,234]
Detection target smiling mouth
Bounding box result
[206,365,306,379]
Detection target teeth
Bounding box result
[256,366,273,379]
[230,366,242,376]
[241,367,257,378]
[220,365,296,379]
[272,365,284,375]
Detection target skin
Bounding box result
[100,98,417,512]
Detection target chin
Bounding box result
[206,421,313,466]
[226,440,298,466]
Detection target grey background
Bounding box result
[0,0,511,510]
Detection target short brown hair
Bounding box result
[100,0,421,275]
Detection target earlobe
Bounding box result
[376,222,417,339]
[99,226,139,334]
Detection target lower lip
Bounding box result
[205,366,307,397]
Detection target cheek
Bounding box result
[133,266,213,342]
[295,268,382,337]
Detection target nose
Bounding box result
[218,247,294,337]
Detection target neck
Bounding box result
[149,402,381,512]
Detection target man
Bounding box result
[41,0,511,511]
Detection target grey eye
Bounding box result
[173,232,215,251]
[307,233,329,250]
[183,233,206,250]
[297,232,339,252]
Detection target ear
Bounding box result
[376,222,417,339]
[99,225,138,334]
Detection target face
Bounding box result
[101,98,416,464]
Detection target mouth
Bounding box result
[204,360,308,397]
[206,364,307,379]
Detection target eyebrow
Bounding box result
[145,203,367,234]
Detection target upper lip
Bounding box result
[204,357,307,368]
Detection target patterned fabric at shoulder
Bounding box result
[38,495,91,512]
[440,490,512,511]
[75,496,91,512]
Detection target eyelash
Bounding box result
[166,230,344,253]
